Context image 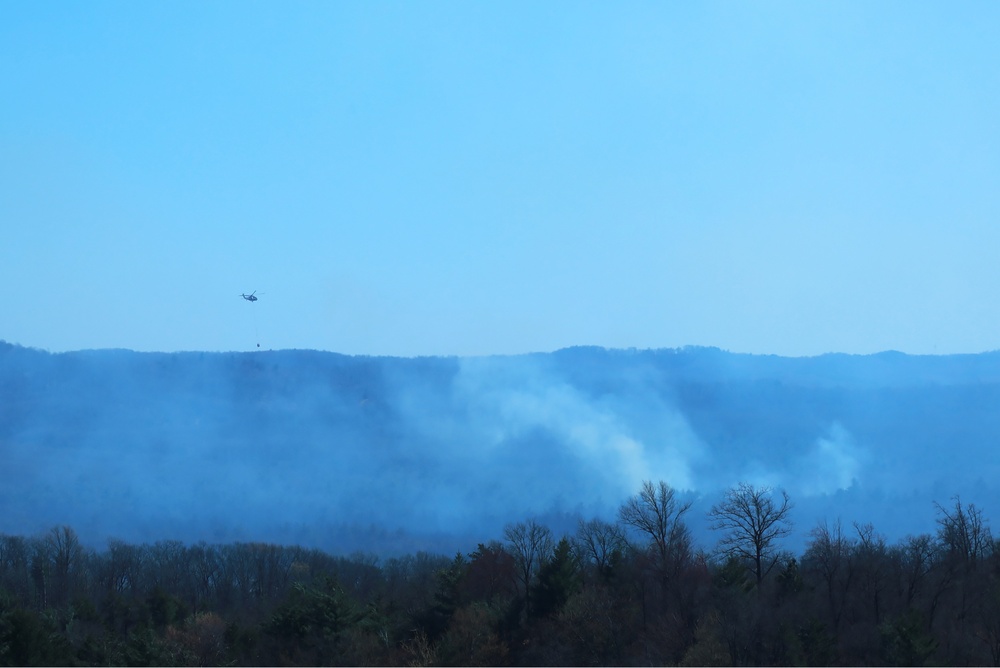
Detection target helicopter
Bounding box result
[240,291,259,302]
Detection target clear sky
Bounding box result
[2,2,999,357]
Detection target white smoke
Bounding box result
[446,356,704,508]
[792,422,866,496]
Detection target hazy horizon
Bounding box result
[7,338,1000,360]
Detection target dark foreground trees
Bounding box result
[4,484,1000,665]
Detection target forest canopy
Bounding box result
[0,482,996,666]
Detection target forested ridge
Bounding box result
[1,482,999,666]
[6,341,1000,555]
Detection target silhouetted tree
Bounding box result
[852,522,890,629]
[709,483,793,586]
[102,538,142,599]
[618,481,693,575]
[186,541,222,614]
[890,533,935,610]
[531,537,580,619]
[932,498,995,663]
[382,551,451,625]
[575,518,627,583]
[42,526,84,607]
[466,541,516,604]
[414,553,466,641]
[618,479,693,615]
[936,496,993,568]
[503,520,553,619]
[802,519,855,634]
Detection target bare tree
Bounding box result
[892,533,935,609]
[104,538,143,597]
[44,525,84,606]
[933,496,994,646]
[576,518,628,579]
[188,542,222,613]
[618,480,693,575]
[935,496,993,568]
[503,519,553,615]
[803,519,855,633]
[854,522,889,625]
[708,482,793,586]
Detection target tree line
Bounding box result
[0,481,998,665]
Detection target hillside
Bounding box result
[2,341,999,554]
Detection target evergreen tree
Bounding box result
[531,538,580,619]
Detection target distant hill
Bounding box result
[3,341,1000,554]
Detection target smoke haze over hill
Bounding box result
[3,341,999,555]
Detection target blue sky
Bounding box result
[2,2,999,357]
